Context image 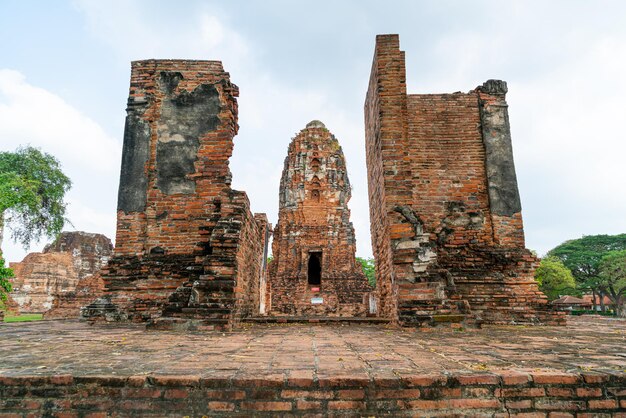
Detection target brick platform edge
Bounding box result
[1,371,624,416]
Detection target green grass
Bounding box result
[3,313,43,323]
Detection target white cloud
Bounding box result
[0,69,120,173]
[0,70,120,263]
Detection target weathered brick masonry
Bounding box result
[269,121,371,316]
[1,371,623,416]
[9,231,112,315]
[365,34,563,326]
[82,60,269,330]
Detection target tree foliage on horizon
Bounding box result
[534,256,577,301]
[0,146,72,252]
[547,233,626,313]
[357,257,375,287]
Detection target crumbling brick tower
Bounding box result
[269,121,371,316]
[365,35,563,326]
[82,60,270,330]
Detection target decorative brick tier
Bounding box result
[1,371,623,416]
[364,34,563,326]
[80,60,269,330]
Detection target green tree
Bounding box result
[598,250,626,318]
[357,257,376,287]
[0,257,13,310]
[548,234,626,310]
[0,146,72,252]
[534,256,577,300]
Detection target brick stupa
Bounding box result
[269,121,372,316]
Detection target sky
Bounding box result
[1,0,625,264]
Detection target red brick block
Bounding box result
[448,398,501,409]
[372,388,420,399]
[506,399,532,409]
[206,401,235,411]
[241,401,292,411]
[205,389,246,400]
[337,389,366,400]
[402,374,447,387]
[499,371,532,386]
[587,399,618,409]
[328,400,366,410]
[50,375,73,385]
[287,370,314,388]
[531,372,580,385]
[546,387,574,398]
[496,387,546,398]
[280,390,333,400]
[455,373,500,385]
[149,375,200,387]
[581,373,611,384]
[317,376,370,388]
[126,376,147,387]
[534,400,584,411]
[124,388,162,398]
[575,387,602,397]
[296,400,322,410]
[405,399,447,409]
[463,387,494,398]
[163,388,188,399]
[232,375,284,388]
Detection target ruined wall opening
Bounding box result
[307,252,322,285]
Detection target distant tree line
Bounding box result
[539,234,626,318]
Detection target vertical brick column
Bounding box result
[364,34,409,320]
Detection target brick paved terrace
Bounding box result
[1,316,625,416]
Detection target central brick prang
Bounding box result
[269,121,371,316]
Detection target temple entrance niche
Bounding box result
[268,120,372,317]
[307,252,322,286]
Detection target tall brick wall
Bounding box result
[82,60,268,330]
[269,121,371,316]
[365,34,563,326]
[364,35,408,320]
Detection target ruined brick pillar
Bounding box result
[365,35,564,326]
[82,60,269,330]
[269,121,371,317]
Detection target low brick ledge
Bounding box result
[1,370,624,416]
[244,316,391,324]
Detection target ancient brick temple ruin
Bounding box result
[9,231,112,315]
[364,35,563,326]
[70,34,561,329]
[268,121,371,316]
[82,60,270,330]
